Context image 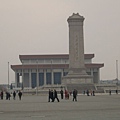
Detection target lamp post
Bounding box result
[116,60,119,92]
[22,63,24,90]
[51,60,52,85]
[36,60,38,95]
[8,62,9,89]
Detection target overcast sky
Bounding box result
[0,0,120,84]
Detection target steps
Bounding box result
[66,84,96,93]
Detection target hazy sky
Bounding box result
[0,0,120,84]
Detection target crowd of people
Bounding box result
[1,88,119,102]
[48,89,78,102]
[0,91,22,100]
[1,89,95,102]
[48,89,59,102]
[0,88,119,103]
[84,90,95,96]
[48,89,98,102]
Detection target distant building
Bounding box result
[11,54,104,88]
[100,79,120,84]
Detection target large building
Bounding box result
[11,54,104,88]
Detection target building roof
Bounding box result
[11,63,104,71]
[19,54,94,60]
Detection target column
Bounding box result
[36,61,39,88]
[36,68,39,87]
[35,60,39,95]
[51,60,54,85]
[44,69,46,85]
[90,69,94,83]
[98,69,100,84]
[22,67,24,89]
[51,70,54,85]
[61,69,64,77]
[38,71,39,86]
[15,71,17,88]
[29,69,32,88]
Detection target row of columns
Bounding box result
[15,68,99,88]
[15,69,66,88]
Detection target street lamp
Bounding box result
[36,60,38,95]
[116,60,119,92]
[22,63,24,90]
[51,60,52,85]
[8,62,9,89]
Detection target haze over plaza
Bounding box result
[0,0,120,84]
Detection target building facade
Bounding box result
[11,54,104,88]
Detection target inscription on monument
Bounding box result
[74,33,79,61]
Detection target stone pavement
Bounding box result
[0,94,120,120]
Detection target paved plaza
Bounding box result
[0,94,120,120]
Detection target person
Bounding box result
[65,89,69,99]
[53,89,59,102]
[18,91,22,100]
[60,89,64,99]
[8,92,11,100]
[48,89,54,102]
[13,91,16,100]
[6,92,9,100]
[1,91,3,100]
[51,90,54,102]
[48,89,51,102]
[83,90,85,95]
[109,90,111,95]
[116,89,118,94]
[86,90,89,96]
[73,89,78,101]
[90,90,93,96]
[93,90,95,96]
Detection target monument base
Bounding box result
[62,74,94,92]
[62,74,93,84]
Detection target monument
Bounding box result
[62,13,93,85]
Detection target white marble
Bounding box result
[62,13,93,84]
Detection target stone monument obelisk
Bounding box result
[62,13,93,84]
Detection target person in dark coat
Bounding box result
[18,91,22,100]
[116,89,118,94]
[48,89,54,102]
[93,90,95,96]
[73,89,78,101]
[8,92,11,100]
[51,90,54,102]
[60,89,64,99]
[109,90,111,95]
[86,90,89,96]
[53,89,59,102]
[13,91,16,100]
[1,91,3,100]
[6,92,9,100]
[48,89,51,102]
